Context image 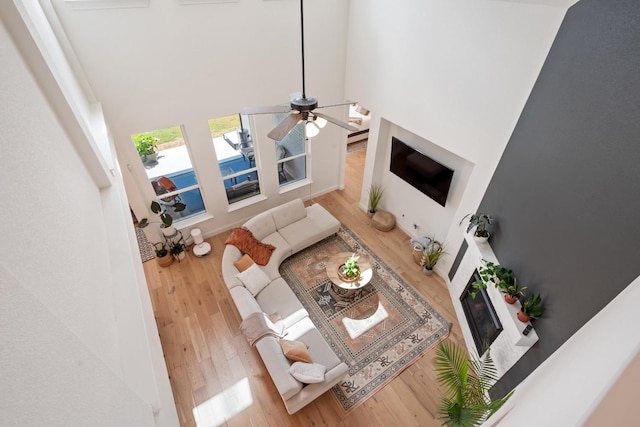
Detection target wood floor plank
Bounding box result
[142,146,468,426]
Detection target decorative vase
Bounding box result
[517,311,532,323]
[338,264,360,282]
[423,266,434,276]
[156,254,174,267]
[505,294,518,304]
[161,226,177,237]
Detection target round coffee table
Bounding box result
[326,252,373,299]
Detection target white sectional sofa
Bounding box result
[221,199,348,414]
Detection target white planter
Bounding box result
[423,266,434,276]
[161,226,177,237]
[473,233,490,243]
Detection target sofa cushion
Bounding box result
[233,254,255,272]
[280,339,313,363]
[225,227,275,266]
[260,232,292,280]
[256,278,308,328]
[243,211,277,240]
[236,264,271,296]
[286,317,342,371]
[229,286,262,320]
[278,204,341,254]
[289,362,326,384]
[222,245,244,290]
[269,198,307,230]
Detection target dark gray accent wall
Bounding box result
[480,0,640,397]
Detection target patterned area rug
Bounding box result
[279,227,450,413]
[135,227,155,263]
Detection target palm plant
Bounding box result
[435,341,511,427]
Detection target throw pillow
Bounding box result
[233,254,255,272]
[225,227,275,266]
[236,264,271,296]
[289,362,326,384]
[279,339,313,364]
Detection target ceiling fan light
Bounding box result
[305,121,320,138]
[315,116,327,128]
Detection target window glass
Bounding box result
[209,114,261,204]
[133,126,206,221]
[274,114,307,186]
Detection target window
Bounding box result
[209,114,261,204]
[132,125,205,221]
[274,114,307,186]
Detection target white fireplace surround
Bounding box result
[447,232,539,378]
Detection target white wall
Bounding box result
[345,0,567,271]
[0,8,177,426]
[49,0,351,237]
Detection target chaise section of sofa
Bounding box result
[221,199,345,414]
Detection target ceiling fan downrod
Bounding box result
[292,0,317,112]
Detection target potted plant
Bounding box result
[154,242,174,267]
[501,278,527,304]
[435,340,512,426]
[133,133,159,163]
[518,293,544,323]
[420,239,447,276]
[470,260,520,303]
[169,241,187,261]
[138,200,186,237]
[339,253,360,282]
[368,184,384,217]
[460,213,493,243]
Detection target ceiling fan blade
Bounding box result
[241,105,291,115]
[314,112,359,132]
[267,113,302,140]
[315,100,356,109]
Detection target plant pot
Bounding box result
[161,226,177,237]
[338,264,360,282]
[473,233,490,243]
[156,254,174,267]
[367,210,375,218]
[517,311,532,323]
[144,152,157,163]
[423,266,434,276]
[504,294,518,304]
[174,251,186,261]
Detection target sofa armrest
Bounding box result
[283,362,349,414]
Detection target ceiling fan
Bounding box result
[241,0,358,141]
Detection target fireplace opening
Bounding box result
[460,269,503,356]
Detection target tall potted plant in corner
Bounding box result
[138,200,186,237]
[460,213,493,243]
[421,239,447,276]
[435,340,512,426]
[368,184,384,217]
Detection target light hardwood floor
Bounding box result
[143,147,466,427]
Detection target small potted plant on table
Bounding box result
[339,253,360,282]
[460,212,493,243]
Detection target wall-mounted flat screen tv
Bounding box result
[389,137,454,206]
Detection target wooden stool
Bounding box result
[372,210,396,231]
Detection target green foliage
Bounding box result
[137,200,186,229]
[435,340,512,427]
[520,293,544,319]
[342,253,360,278]
[368,184,384,212]
[470,260,525,299]
[169,241,186,256]
[460,213,493,237]
[153,242,168,257]
[421,239,447,270]
[208,114,241,138]
[133,133,158,157]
